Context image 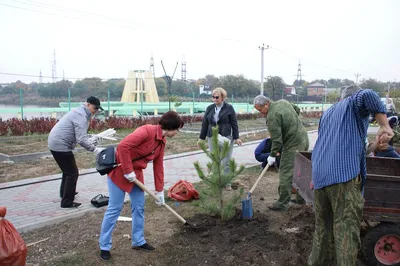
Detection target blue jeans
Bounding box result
[99,177,146,251]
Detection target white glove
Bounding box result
[267,156,276,166]
[88,135,99,145]
[124,172,136,182]
[155,191,165,206]
[94,147,105,155]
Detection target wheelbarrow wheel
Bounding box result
[362,222,400,266]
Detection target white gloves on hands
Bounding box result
[88,135,99,146]
[267,156,276,166]
[94,147,105,155]
[124,172,136,182]
[155,191,165,206]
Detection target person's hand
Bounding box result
[377,141,389,151]
[235,139,243,145]
[88,135,99,145]
[155,191,165,206]
[94,147,105,155]
[124,172,136,182]
[376,126,394,143]
[267,156,276,166]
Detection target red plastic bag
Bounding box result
[0,206,27,266]
[168,180,199,201]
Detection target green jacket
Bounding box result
[266,100,307,157]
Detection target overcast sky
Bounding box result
[0,0,399,85]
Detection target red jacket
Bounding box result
[109,124,166,193]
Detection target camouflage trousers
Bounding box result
[275,138,309,207]
[308,176,364,266]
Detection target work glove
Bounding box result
[124,172,136,182]
[267,156,276,166]
[155,191,165,206]
[88,135,99,145]
[94,147,105,155]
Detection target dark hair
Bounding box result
[159,111,184,130]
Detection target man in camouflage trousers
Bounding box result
[309,86,393,266]
[253,95,309,211]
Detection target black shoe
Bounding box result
[132,243,155,251]
[61,202,82,208]
[60,192,79,198]
[100,250,111,261]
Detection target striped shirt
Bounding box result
[312,89,386,189]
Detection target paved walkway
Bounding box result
[0,131,318,233]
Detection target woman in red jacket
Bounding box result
[99,111,184,261]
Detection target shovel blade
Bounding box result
[242,198,253,219]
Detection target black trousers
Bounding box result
[50,150,79,207]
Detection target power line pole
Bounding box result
[39,69,43,83]
[51,49,57,82]
[181,55,186,82]
[150,54,155,77]
[259,44,269,95]
[296,59,303,86]
[355,73,361,84]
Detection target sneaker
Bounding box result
[61,202,82,208]
[100,250,111,261]
[132,243,156,251]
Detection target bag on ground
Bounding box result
[91,194,109,208]
[168,180,199,201]
[0,206,28,266]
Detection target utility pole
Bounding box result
[259,44,269,95]
[181,55,187,82]
[355,73,361,84]
[150,54,155,77]
[161,60,179,110]
[39,69,43,83]
[52,49,57,82]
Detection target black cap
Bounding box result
[87,96,104,111]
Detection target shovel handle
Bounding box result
[366,141,378,155]
[249,164,270,194]
[133,180,187,224]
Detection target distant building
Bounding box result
[284,87,297,95]
[0,83,10,88]
[199,84,212,95]
[307,82,326,96]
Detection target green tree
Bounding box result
[327,91,340,103]
[265,76,286,100]
[155,77,167,96]
[194,127,245,221]
[360,78,385,95]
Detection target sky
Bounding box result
[0,0,399,85]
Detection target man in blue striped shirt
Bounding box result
[308,86,394,266]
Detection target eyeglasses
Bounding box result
[212,96,220,99]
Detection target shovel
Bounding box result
[132,179,189,225]
[242,164,270,219]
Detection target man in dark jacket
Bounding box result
[48,96,103,208]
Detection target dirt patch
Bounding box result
[19,167,366,266]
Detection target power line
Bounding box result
[0,71,180,81]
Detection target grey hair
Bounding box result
[340,85,361,100]
[253,95,271,106]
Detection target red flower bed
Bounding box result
[0,112,301,136]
